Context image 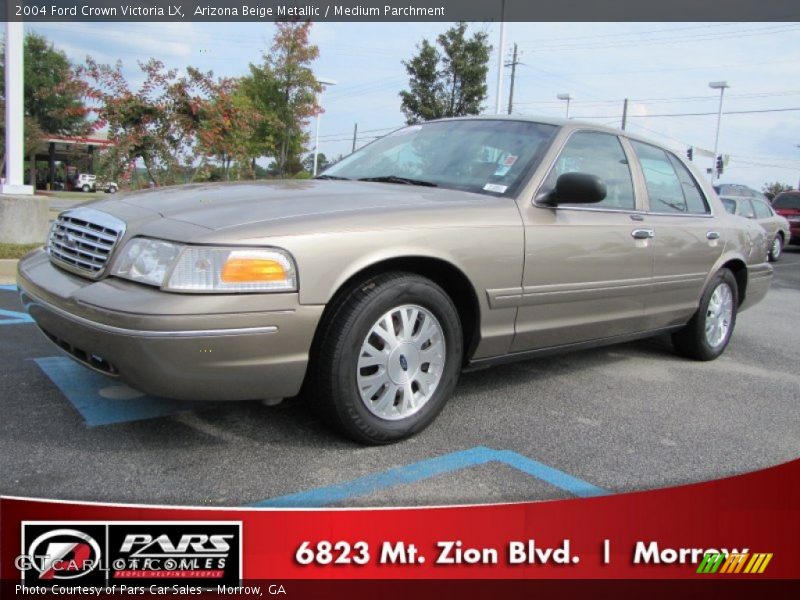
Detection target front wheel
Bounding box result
[672,268,738,361]
[82,184,91,192]
[312,272,463,444]
[768,234,783,262]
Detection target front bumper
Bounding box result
[18,250,324,401]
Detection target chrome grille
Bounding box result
[47,208,126,279]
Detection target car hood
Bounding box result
[111,180,492,232]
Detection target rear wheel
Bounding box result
[82,184,91,192]
[672,268,738,361]
[312,272,463,444]
[768,234,783,262]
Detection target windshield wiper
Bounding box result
[358,175,438,187]
[315,174,350,180]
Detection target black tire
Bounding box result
[311,272,463,444]
[672,268,738,361]
[768,233,783,262]
[82,184,91,192]
[107,186,118,194]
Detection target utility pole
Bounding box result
[352,123,358,153]
[621,98,628,131]
[506,43,520,115]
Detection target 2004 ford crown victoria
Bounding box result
[18,116,773,443]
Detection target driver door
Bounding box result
[511,130,653,352]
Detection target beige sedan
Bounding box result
[719,195,791,261]
[18,117,773,443]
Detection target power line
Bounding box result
[567,107,800,119]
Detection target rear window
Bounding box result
[773,193,800,209]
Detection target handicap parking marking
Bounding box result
[34,356,228,427]
[253,446,606,508]
[0,308,33,325]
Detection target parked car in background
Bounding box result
[772,190,800,246]
[720,195,790,261]
[713,183,771,205]
[17,117,773,443]
[72,174,118,194]
[74,173,97,192]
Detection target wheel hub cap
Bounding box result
[705,282,733,349]
[356,305,446,421]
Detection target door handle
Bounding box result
[631,229,655,239]
[706,231,721,240]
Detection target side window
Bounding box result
[736,199,755,219]
[630,141,686,213]
[543,131,635,210]
[721,198,736,214]
[752,199,773,219]
[667,154,710,214]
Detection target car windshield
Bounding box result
[321,119,558,196]
[773,193,800,209]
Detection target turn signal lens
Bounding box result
[166,247,297,293]
[222,258,286,282]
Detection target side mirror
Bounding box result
[539,172,607,206]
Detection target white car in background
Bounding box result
[73,174,118,194]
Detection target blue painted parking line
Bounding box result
[0,284,18,291]
[253,446,606,507]
[34,356,227,427]
[0,308,33,325]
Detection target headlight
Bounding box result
[112,238,183,287]
[111,237,297,293]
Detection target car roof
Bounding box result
[430,114,673,147]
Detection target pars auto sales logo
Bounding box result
[17,522,242,589]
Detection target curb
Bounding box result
[0,259,18,284]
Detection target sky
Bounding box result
[24,20,800,190]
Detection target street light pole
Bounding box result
[494,0,506,114]
[709,80,729,181]
[557,93,572,119]
[313,78,337,177]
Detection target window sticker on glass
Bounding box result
[483,183,508,193]
[493,154,518,177]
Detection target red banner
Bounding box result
[2,459,799,596]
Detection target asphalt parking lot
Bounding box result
[1,249,798,507]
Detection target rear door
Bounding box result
[628,140,724,330]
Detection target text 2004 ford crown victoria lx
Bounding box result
[18,117,773,443]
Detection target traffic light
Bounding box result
[716,155,724,175]
[686,147,693,161]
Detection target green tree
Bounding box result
[302,152,328,173]
[762,181,794,200]
[400,22,492,124]
[243,22,322,178]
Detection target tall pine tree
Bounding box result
[400,23,491,124]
